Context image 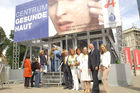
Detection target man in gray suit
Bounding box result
[88,43,100,93]
[61,50,72,89]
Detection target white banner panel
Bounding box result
[102,0,121,28]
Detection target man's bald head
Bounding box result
[89,43,94,50]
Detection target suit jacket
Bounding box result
[88,48,100,71]
[61,56,71,73]
[40,54,47,65]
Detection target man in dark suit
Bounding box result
[61,50,73,89]
[88,43,100,93]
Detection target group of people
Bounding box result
[61,43,111,93]
[23,43,111,93]
[24,50,49,88]
[49,47,61,72]
[23,47,62,88]
[24,55,41,88]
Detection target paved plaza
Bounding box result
[0,76,140,93]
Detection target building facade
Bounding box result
[123,26,140,52]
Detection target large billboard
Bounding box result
[14,0,48,42]
[49,0,121,35]
[14,0,121,42]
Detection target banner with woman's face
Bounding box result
[14,0,121,42]
[49,0,121,35]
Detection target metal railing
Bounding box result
[58,61,64,85]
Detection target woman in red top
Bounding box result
[24,55,32,88]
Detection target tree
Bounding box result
[5,41,13,66]
[0,27,10,56]
[5,30,26,68]
[5,30,14,67]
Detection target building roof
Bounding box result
[123,26,140,34]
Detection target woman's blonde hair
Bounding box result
[69,49,75,55]
[35,58,38,62]
[100,44,108,54]
[49,50,54,59]
[40,50,44,54]
[55,47,58,50]
[82,47,88,55]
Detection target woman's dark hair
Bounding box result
[76,48,81,54]
[26,54,30,59]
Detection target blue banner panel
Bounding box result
[14,0,48,42]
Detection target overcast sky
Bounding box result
[0,0,32,38]
[0,0,139,38]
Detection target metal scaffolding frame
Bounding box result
[12,42,20,69]
[13,27,124,69]
[116,26,126,63]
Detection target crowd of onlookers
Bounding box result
[23,43,111,93]
[23,46,62,88]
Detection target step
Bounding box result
[43,83,61,85]
[42,83,62,87]
[42,75,64,79]
[41,72,64,87]
[42,79,61,83]
[44,72,64,76]
[42,78,62,81]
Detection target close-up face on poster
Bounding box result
[49,0,121,35]
[14,0,121,42]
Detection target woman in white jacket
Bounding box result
[100,44,111,93]
[76,48,84,90]
[68,49,79,91]
[80,47,92,93]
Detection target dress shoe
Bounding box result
[68,87,72,89]
[64,87,68,89]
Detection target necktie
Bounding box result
[90,50,93,55]
[65,57,67,64]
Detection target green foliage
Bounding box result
[0,27,6,38]
[5,41,13,67]
[0,27,27,68]
[0,38,10,52]
[5,30,26,68]
[0,27,10,56]
[115,60,121,64]
[9,30,14,39]
[19,45,26,66]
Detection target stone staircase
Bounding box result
[41,72,64,87]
